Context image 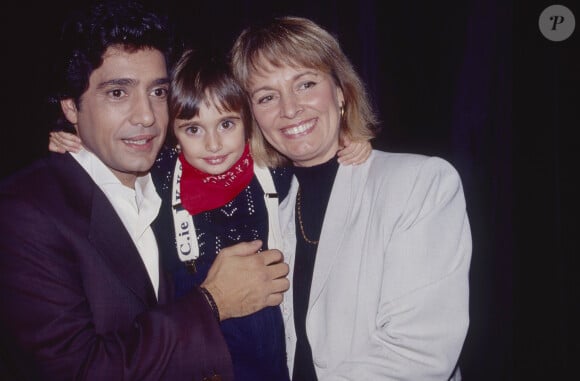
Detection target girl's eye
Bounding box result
[221,120,234,130]
[185,126,200,135]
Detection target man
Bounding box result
[0,1,288,380]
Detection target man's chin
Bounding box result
[120,157,158,175]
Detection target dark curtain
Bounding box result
[2,0,577,379]
[514,1,579,379]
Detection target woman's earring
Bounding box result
[340,104,345,118]
[175,144,181,153]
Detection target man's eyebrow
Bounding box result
[152,77,170,86]
[96,78,137,90]
[96,77,169,90]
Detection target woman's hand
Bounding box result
[48,131,83,154]
[337,137,372,165]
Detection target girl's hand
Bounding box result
[48,131,83,154]
[337,137,372,165]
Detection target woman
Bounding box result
[230,16,472,380]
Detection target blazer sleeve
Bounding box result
[0,192,233,381]
[327,156,471,380]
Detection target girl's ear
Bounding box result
[60,99,79,125]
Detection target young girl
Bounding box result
[49,48,371,380]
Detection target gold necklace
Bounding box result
[296,187,319,245]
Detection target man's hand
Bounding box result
[201,240,289,321]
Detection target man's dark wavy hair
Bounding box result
[48,0,177,131]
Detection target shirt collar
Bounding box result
[69,149,161,215]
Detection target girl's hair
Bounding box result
[168,49,253,150]
[230,16,379,167]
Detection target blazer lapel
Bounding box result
[308,165,353,308]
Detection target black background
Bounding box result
[1,0,578,379]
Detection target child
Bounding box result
[49,48,371,380]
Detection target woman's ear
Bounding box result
[60,99,79,125]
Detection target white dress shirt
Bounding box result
[70,150,161,298]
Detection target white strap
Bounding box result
[171,159,200,263]
[253,164,283,251]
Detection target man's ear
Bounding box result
[60,99,78,125]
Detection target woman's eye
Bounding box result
[257,95,273,104]
[300,81,316,90]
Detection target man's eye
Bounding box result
[109,89,125,98]
[153,88,168,97]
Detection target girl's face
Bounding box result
[247,60,344,167]
[174,97,246,175]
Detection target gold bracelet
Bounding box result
[199,286,220,322]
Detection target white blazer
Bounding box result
[279,150,471,380]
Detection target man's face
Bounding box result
[61,46,169,187]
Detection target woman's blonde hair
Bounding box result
[230,16,379,167]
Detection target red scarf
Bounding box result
[179,143,254,215]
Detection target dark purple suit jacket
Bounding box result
[0,153,233,380]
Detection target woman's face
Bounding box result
[247,60,344,167]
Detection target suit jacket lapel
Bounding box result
[53,154,158,307]
[89,190,158,307]
[157,267,172,304]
